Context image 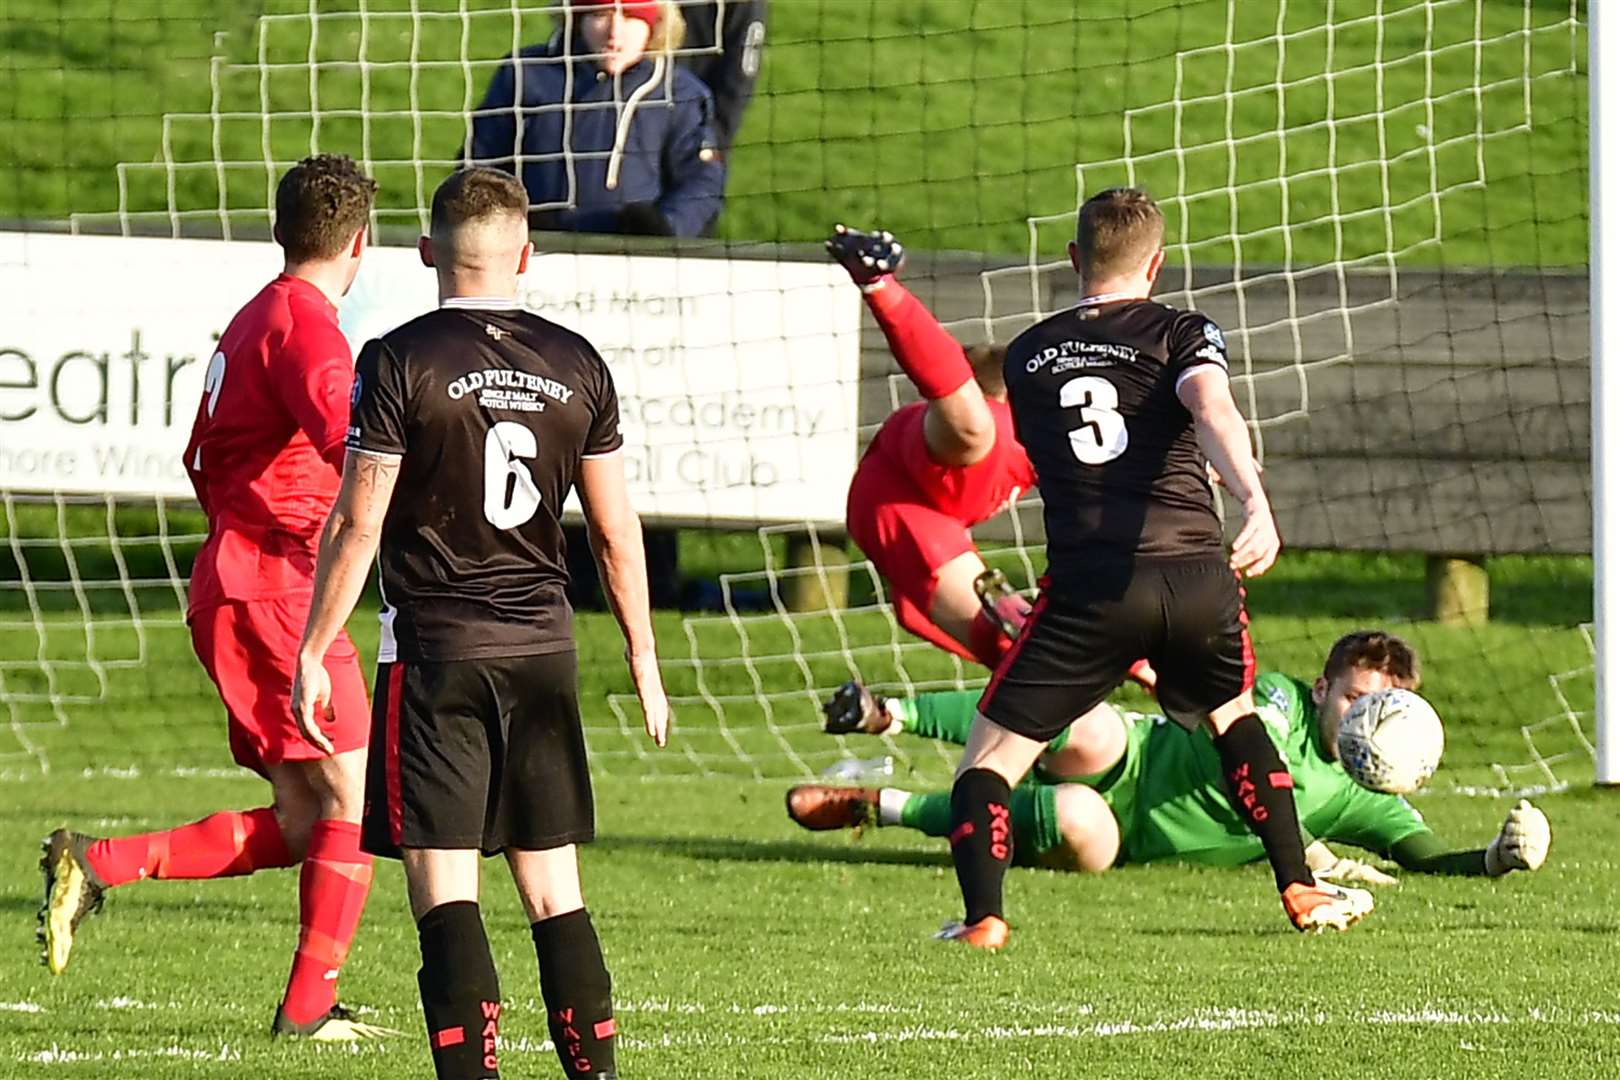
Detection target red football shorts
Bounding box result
[846,456,980,663]
[190,596,370,776]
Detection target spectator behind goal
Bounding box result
[467,0,727,238]
[677,1,767,157]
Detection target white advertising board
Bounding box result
[0,231,862,525]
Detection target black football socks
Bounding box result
[1213,713,1314,891]
[533,908,617,1079]
[418,901,502,1079]
[948,767,1015,924]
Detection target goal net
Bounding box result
[0,0,1595,794]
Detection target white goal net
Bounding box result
[1,0,1596,795]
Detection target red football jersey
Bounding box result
[860,398,1036,527]
[183,274,355,616]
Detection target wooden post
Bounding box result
[1426,554,1489,626]
[783,533,850,613]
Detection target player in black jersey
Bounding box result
[292,168,667,1080]
[939,188,1371,949]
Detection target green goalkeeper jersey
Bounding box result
[1083,672,1431,867]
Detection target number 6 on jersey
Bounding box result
[1061,375,1129,464]
[484,421,541,528]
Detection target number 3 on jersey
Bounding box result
[484,421,542,528]
[1061,375,1129,465]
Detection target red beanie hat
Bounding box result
[574,0,661,27]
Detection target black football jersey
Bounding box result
[1003,297,1230,578]
[347,299,622,663]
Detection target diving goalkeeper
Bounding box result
[790,630,1550,880]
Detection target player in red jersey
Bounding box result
[831,225,1038,668]
[830,226,1158,698]
[39,155,392,1041]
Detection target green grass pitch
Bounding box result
[1,553,1615,1077]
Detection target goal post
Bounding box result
[1590,0,1618,786]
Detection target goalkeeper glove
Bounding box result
[826,224,905,289]
[1484,799,1550,875]
[1306,839,1399,886]
[1314,856,1400,888]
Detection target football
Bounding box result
[1335,687,1445,795]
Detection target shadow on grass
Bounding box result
[596,832,948,870]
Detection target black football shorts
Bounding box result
[979,557,1254,741]
[362,650,593,858]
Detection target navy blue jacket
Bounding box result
[469,34,727,237]
[678,0,767,152]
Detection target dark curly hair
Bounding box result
[274,154,377,262]
[1322,630,1421,689]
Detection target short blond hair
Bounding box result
[1075,187,1165,282]
[430,167,528,237]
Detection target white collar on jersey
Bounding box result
[1076,290,1138,307]
[441,296,522,311]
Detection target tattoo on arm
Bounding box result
[345,452,401,523]
[353,453,399,492]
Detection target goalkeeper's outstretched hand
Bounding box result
[1315,856,1400,888]
[1306,839,1399,886]
[827,224,905,288]
[1485,799,1550,875]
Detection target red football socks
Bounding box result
[84,807,293,887]
[280,819,374,1026]
[863,280,975,400]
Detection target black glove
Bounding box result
[825,223,905,286]
[618,201,674,236]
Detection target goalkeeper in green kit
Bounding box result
[788,631,1551,882]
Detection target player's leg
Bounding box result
[1155,561,1368,932]
[507,846,616,1079]
[939,713,1049,945]
[375,659,504,1078]
[824,680,1130,785]
[249,609,378,1032]
[846,478,1009,666]
[788,779,1120,873]
[1039,701,1130,780]
[404,847,501,1078]
[498,652,616,1080]
[86,599,305,879]
[945,579,1154,944]
[1038,784,1122,872]
[269,750,375,1032]
[39,602,305,975]
[928,549,1016,664]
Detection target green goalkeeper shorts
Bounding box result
[1035,711,1260,868]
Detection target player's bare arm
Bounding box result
[293,450,401,752]
[826,224,998,467]
[577,451,669,747]
[1177,368,1280,577]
